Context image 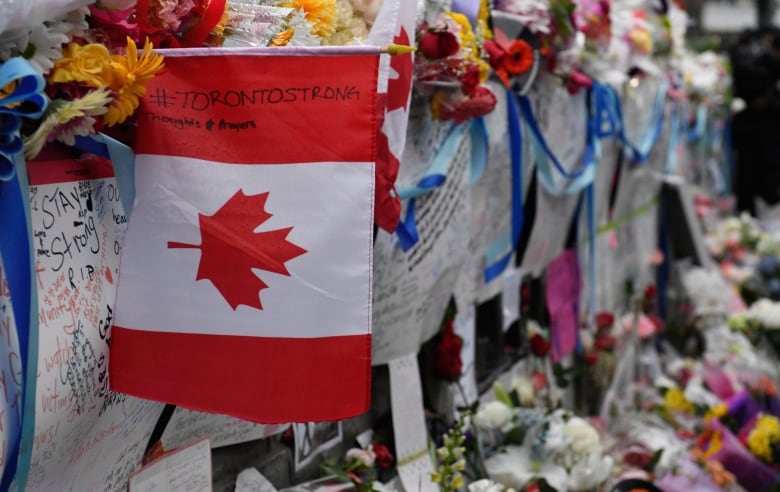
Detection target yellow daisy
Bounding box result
[279,0,337,40]
[104,37,165,127]
[25,88,112,159]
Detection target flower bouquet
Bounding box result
[694,419,780,492]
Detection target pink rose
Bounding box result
[345,447,376,468]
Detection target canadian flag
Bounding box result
[369,0,416,232]
[110,49,377,423]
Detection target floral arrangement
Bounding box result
[321,441,395,492]
[743,413,780,466]
[415,9,497,123]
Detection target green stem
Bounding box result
[455,381,489,480]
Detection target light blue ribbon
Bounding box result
[602,80,667,164]
[687,103,707,143]
[517,94,597,195]
[665,100,683,174]
[0,57,47,492]
[396,123,466,250]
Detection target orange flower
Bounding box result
[706,460,735,487]
[503,39,533,76]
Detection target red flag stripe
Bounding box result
[28,157,115,186]
[110,327,371,423]
[135,55,379,164]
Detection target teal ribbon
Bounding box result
[0,57,47,491]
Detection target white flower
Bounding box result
[511,376,535,406]
[345,447,376,467]
[468,479,505,492]
[474,401,513,431]
[562,417,600,455]
[567,451,613,491]
[653,375,676,390]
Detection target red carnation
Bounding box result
[372,443,394,469]
[594,334,617,351]
[459,63,480,96]
[531,370,547,391]
[584,351,600,365]
[623,450,651,469]
[435,319,463,381]
[529,333,551,358]
[419,30,460,59]
[595,312,615,329]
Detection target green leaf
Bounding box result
[646,449,664,472]
[503,427,526,445]
[494,381,514,407]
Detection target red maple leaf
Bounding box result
[168,190,307,310]
[387,27,413,113]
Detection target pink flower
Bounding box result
[566,71,593,95]
[345,447,376,468]
[146,0,197,31]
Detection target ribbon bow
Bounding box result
[0,57,47,179]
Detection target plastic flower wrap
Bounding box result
[694,419,780,491]
[492,0,552,35]
[681,267,731,318]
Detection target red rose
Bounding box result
[419,30,460,59]
[526,484,540,492]
[623,450,651,469]
[594,334,617,351]
[435,85,497,123]
[584,351,600,365]
[595,312,615,329]
[372,443,394,469]
[435,319,463,381]
[459,63,480,96]
[644,284,657,299]
[531,370,547,391]
[529,333,551,358]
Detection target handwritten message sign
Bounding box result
[372,117,472,365]
[0,260,21,476]
[389,354,438,492]
[129,438,211,492]
[161,407,288,450]
[22,155,164,491]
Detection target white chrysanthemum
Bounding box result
[468,479,506,492]
[474,401,513,431]
[0,18,70,75]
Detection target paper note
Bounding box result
[520,186,580,277]
[235,468,277,492]
[501,268,521,332]
[545,249,581,362]
[129,438,211,492]
[389,355,438,492]
[293,421,342,471]
[22,155,164,491]
[161,407,288,450]
[372,121,472,365]
[0,259,21,477]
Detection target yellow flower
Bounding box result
[451,473,464,488]
[279,0,337,40]
[24,88,112,159]
[271,28,295,46]
[447,12,475,50]
[748,414,780,463]
[705,403,729,421]
[663,387,695,414]
[104,37,164,127]
[478,0,492,40]
[430,472,442,483]
[49,43,114,88]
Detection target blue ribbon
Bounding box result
[517,94,596,194]
[74,134,136,218]
[687,103,707,143]
[0,57,47,491]
[469,117,488,186]
[484,89,524,283]
[396,123,467,251]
